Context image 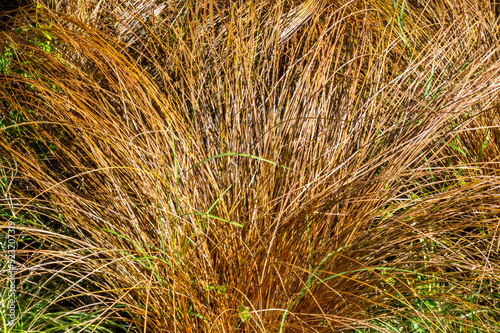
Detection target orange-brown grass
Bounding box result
[1,0,500,332]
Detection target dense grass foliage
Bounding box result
[2,0,500,332]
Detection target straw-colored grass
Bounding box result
[1,0,500,332]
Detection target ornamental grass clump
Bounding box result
[1,0,500,332]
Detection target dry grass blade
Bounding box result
[1,1,500,332]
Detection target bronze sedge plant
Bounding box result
[1,0,500,332]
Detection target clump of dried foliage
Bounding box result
[1,0,500,332]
